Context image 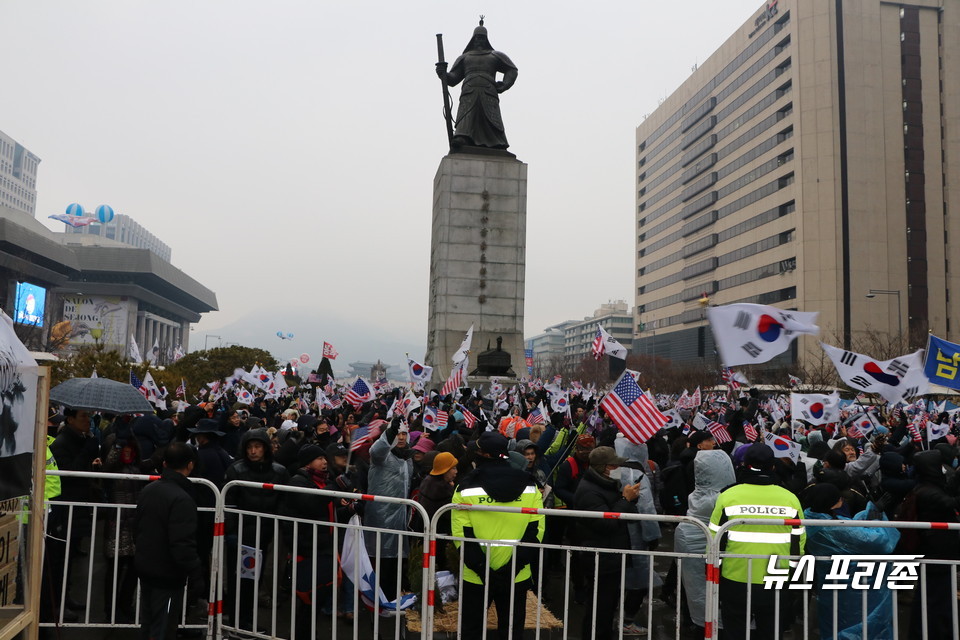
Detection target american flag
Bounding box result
[599,373,669,444]
[441,361,465,396]
[708,421,732,444]
[176,379,186,398]
[907,417,924,443]
[721,367,741,390]
[350,422,383,452]
[130,370,147,398]
[527,404,545,425]
[457,403,478,429]
[436,409,449,428]
[693,413,731,444]
[344,378,373,409]
[743,420,759,442]
[591,327,605,360]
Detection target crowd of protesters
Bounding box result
[41,378,960,639]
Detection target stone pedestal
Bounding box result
[426,153,527,384]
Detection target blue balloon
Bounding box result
[96,204,114,223]
[276,331,284,337]
[66,203,84,217]
[287,333,294,339]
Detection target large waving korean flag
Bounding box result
[708,304,819,367]
[821,343,929,405]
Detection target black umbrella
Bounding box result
[50,377,154,414]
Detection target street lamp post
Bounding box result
[204,335,222,350]
[866,289,902,338]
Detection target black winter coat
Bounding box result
[134,469,202,589]
[573,468,638,573]
[280,469,337,555]
[224,430,290,544]
[50,426,100,503]
[912,450,960,559]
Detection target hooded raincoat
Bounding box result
[803,505,900,640]
[674,450,736,627]
[363,429,413,558]
[615,437,663,590]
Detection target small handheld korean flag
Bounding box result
[708,304,819,367]
[239,545,263,580]
[790,392,841,426]
[762,431,801,463]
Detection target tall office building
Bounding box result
[65,213,172,262]
[0,130,40,217]
[634,0,960,365]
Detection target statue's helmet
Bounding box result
[464,20,493,53]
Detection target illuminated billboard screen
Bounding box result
[14,281,47,327]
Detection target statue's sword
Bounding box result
[436,34,455,150]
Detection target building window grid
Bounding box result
[641,84,794,229]
[639,12,790,151]
[638,38,792,189]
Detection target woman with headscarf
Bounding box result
[802,483,900,640]
[673,449,736,636]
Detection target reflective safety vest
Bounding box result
[709,482,805,584]
[543,422,586,459]
[546,423,586,508]
[45,435,62,502]
[451,483,545,584]
[21,436,61,524]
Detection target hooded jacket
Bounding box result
[363,425,414,558]
[877,452,916,518]
[912,450,960,559]
[802,504,899,640]
[675,450,735,627]
[224,429,290,544]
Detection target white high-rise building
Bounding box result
[0,130,40,217]
[65,213,172,262]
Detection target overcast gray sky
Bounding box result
[3,0,765,365]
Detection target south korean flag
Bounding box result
[661,409,684,430]
[790,392,841,426]
[708,304,819,367]
[821,343,929,405]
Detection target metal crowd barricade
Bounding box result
[426,503,713,640]
[215,480,431,640]
[41,470,221,638]
[707,517,960,640]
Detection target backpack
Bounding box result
[659,461,688,516]
[892,487,921,554]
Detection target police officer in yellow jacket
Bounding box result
[452,432,544,640]
[709,443,805,638]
